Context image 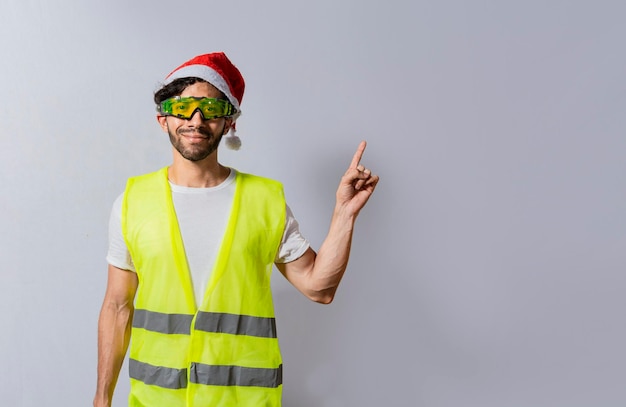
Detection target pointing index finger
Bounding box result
[349,141,367,169]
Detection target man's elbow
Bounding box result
[307,288,336,305]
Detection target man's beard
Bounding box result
[168,124,224,162]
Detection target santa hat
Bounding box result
[164,52,245,150]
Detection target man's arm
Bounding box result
[94,265,138,407]
[277,141,379,304]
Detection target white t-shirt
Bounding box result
[107,169,309,305]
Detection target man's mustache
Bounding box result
[178,127,212,137]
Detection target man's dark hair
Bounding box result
[154,77,225,105]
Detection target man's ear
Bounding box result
[156,115,168,132]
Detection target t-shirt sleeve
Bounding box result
[275,204,310,264]
[106,193,136,272]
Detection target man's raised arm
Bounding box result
[277,141,379,303]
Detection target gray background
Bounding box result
[1,0,625,406]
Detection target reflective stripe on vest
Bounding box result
[191,363,282,388]
[130,359,283,389]
[195,311,277,338]
[130,359,187,390]
[123,168,286,406]
[133,309,193,335]
[133,309,277,338]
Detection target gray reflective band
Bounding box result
[195,312,277,338]
[129,359,187,389]
[132,309,193,335]
[190,363,283,388]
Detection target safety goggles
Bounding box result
[157,96,235,120]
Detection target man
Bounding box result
[94,52,378,407]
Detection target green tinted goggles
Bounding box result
[158,96,235,120]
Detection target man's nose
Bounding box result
[188,108,205,123]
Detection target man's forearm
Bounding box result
[94,301,133,407]
[306,207,357,303]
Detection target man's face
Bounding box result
[158,81,232,162]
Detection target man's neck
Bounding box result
[168,153,230,188]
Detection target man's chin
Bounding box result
[178,146,219,162]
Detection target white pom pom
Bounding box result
[224,132,242,150]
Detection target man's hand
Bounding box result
[336,141,379,217]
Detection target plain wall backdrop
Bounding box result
[1,1,625,406]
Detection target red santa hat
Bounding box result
[164,52,245,150]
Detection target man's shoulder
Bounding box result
[237,171,283,190]
[237,171,281,186]
[122,168,168,198]
[127,167,167,183]
[236,171,284,196]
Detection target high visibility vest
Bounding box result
[122,167,286,407]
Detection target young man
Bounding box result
[94,52,378,407]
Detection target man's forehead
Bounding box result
[180,80,224,98]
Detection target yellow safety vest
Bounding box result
[122,167,286,407]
